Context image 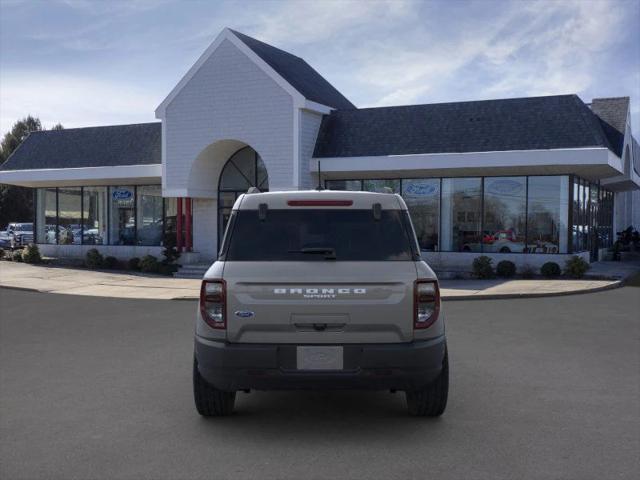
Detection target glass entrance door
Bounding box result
[217,147,269,249]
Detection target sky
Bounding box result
[1,0,639,136]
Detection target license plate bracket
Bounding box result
[296,346,343,370]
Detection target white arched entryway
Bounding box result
[182,139,269,258]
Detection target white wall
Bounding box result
[192,198,217,260]
[163,39,294,197]
[298,109,323,189]
[37,244,163,261]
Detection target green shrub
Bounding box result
[564,255,590,279]
[472,256,494,279]
[496,260,516,278]
[103,256,119,269]
[128,257,141,271]
[158,263,178,276]
[520,264,536,279]
[161,231,180,265]
[11,250,23,262]
[0,249,5,260]
[22,244,42,264]
[541,262,561,278]
[85,248,104,269]
[139,255,159,273]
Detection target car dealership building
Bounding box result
[1,28,638,272]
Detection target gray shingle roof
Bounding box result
[590,97,629,157]
[313,95,616,158]
[230,29,355,110]
[0,122,161,171]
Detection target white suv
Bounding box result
[193,190,448,417]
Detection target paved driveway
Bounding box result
[1,287,638,480]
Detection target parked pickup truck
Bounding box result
[2,223,34,249]
[193,190,448,417]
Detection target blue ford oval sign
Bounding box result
[234,311,254,318]
[112,189,133,200]
[487,179,523,195]
[404,182,439,196]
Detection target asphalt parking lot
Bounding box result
[1,286,638,480]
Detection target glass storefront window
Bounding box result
[483,177,526,253]
[527,176,569,254]
[137,186,163,246]
[363,179,400,193]
[82,187,107,245]
[36,188,57,244]
[109,186,136,245]
[441,178,482,252]
[571,177,581,252]
[402,179,440,251]
[57,188,82,245]
[325,180,362,191]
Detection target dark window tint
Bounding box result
[225,209,415,261]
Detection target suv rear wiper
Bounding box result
[288,247,337,260]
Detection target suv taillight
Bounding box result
[200,280,226,329]
[414,280,440,329]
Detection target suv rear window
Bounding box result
[223,209,416,261]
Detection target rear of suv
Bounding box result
[193,190,448,417]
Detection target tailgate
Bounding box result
[223,261,417,344]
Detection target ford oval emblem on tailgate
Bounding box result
[234,311,254,318]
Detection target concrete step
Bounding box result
[173,263,210,279]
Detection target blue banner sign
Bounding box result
[404,182,439,197]
[487,179,523,196]
[112,188,133,200]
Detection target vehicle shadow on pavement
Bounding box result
[195,390,447,441]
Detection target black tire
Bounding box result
[405,348,449,417]
[499,247,511,253]
[193,357,236,417]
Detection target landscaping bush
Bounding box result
[0,249,5,260]
[11,250,23,262]
[128,257,141,271]
[564,255,590,279]
[519,264,536,279]
[22,244,42,264]
[496,260,516,278]
[161,231,180,265]
[472,256,494,279]
[103,256,119,269]
[85,248,104,269]
[139,255,160,273]
[540,262,561,278]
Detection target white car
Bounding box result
[4,223,34,249]
[193,190,448,417]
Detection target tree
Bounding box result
[0,116,63,228]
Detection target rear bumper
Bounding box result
[194,335,446,391]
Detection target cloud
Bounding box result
[344,0,628,107]
[0,72,158,132]
[248,0,412,46]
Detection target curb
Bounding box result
[440,279,623,301]
[0,285,40,293]
[1,279,623,301]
